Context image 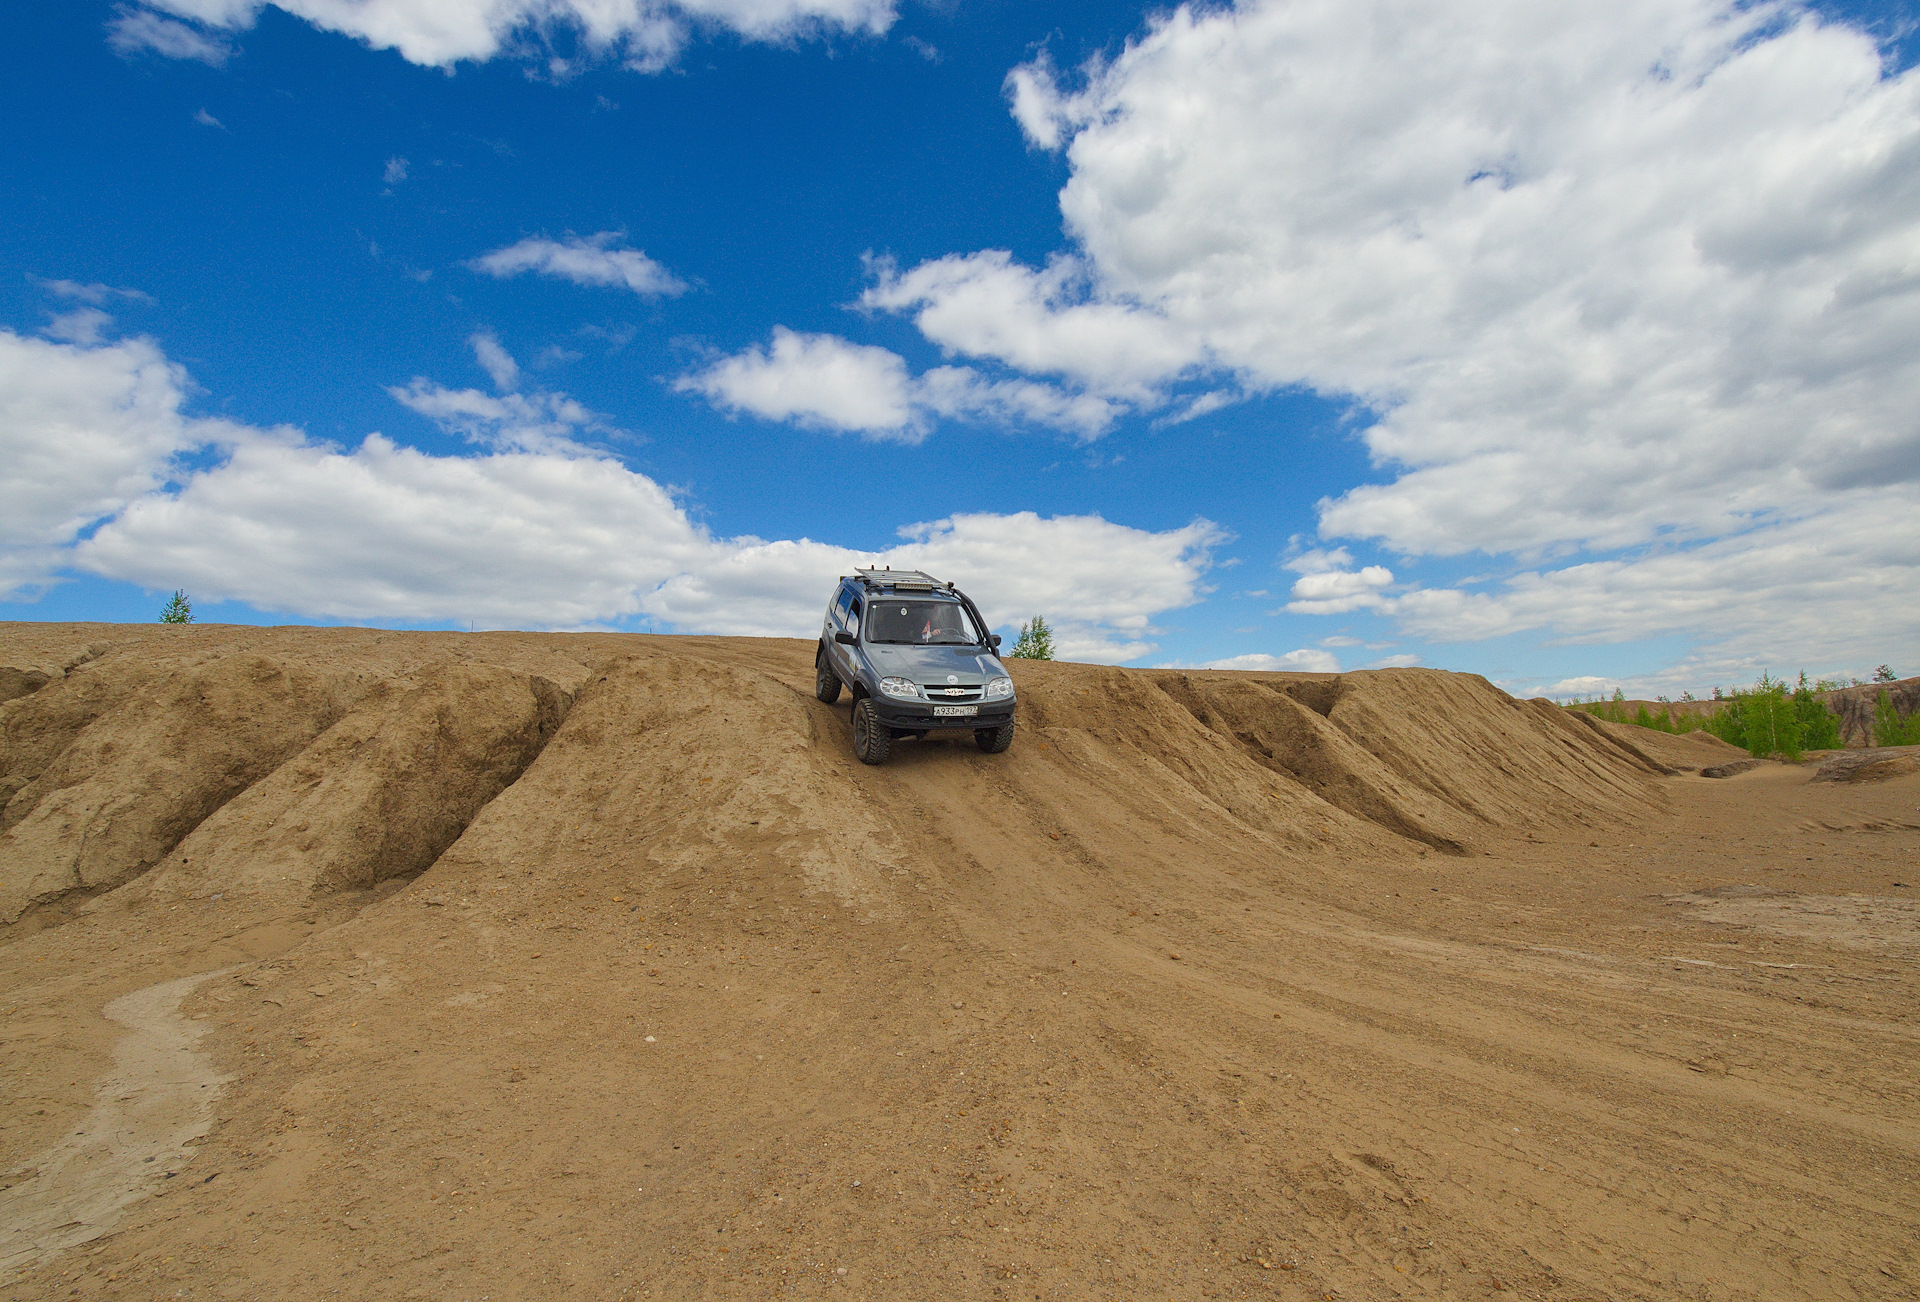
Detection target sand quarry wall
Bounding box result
[0,622,1722,931]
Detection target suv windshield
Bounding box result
[865,599,983,646]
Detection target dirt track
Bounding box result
[2,624,1916,1301]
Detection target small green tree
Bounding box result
[159,590,193,624]
[1710,673,1803,760]
[1793,671,1841,750]
[1007,616,1054,660]
[1872,690,1920,747]
[1872,664,1898,683]
[1705,697,1744,747]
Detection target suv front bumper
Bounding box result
[868,695,1015,731]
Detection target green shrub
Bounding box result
[1656,708,1697,734]
[1576,693,1624,724]
[1703,673,1804,759]
[1705,696,1745,748]
[1007,616,1054,660]
[159,590,193,624]
[1793,671,1841,751]
[1567,693,1698,733]
[1872,691,1920,747]
[1580,688,1630,724]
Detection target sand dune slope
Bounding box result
[1,625,1915,1302]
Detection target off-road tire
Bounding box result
[815,649,843,704]
[852,697,892,765]
[975,718,1015,754]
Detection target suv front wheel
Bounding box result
[815,649,843,704]
[975,719,1015,754]
[852,697,892,765]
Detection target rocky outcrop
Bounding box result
[1821,676,1920,748]
[1810,746,1920,783]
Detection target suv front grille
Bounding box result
[924,685,983,702]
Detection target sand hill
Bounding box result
[1,624,1915,1301]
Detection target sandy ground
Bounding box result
[1,624,1916,1301]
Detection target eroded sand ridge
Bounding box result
[2,624,1915,1300]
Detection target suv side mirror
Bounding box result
[989,634,1002,649]
[835,631,857,646]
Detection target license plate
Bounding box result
[932,705,978,717]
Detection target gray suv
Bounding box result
[815,568,1017,765]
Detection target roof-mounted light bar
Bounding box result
[853,566,948,593]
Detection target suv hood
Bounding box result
[865,643,1006,683]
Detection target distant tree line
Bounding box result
[1571,689,1706,736]
[1698,673,1841,760]
[1568,669,1918,756]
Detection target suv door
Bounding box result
[837,593,864,679]
[826,586,859,681]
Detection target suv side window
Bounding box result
[833,587,854,626]
[847,596,862,632]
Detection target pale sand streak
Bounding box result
[0,972,229,1276]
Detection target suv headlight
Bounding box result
[878,677,920,700]
[986,676,1014,699]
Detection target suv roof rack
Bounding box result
[853,567,949,593]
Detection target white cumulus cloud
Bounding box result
[677,327,1117,440]
[883,512,1223,662]
[991,0,1920,550]
[469,330,520,392]
[862,252,1198,400]
[469,234,687,297]
[679,328,915,435]
[108,7,234,64]
[1163,650,1342,673]
[871,0,1920,673]
[388,381,598,454]
[0,330,254,595]
[44,309,116,347]
[913,366,1117,438]
[648,511,1221,660]
[30,278,152,305]
[80,434,711,629]
[1378,499,1920,682]
[126,0,896,70]
[1542,676,1619,699]
[1282,548,1395,615]
[10,330,1214,658]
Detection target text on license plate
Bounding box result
[932,705,978,717]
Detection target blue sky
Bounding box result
[4,0,1917,697]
